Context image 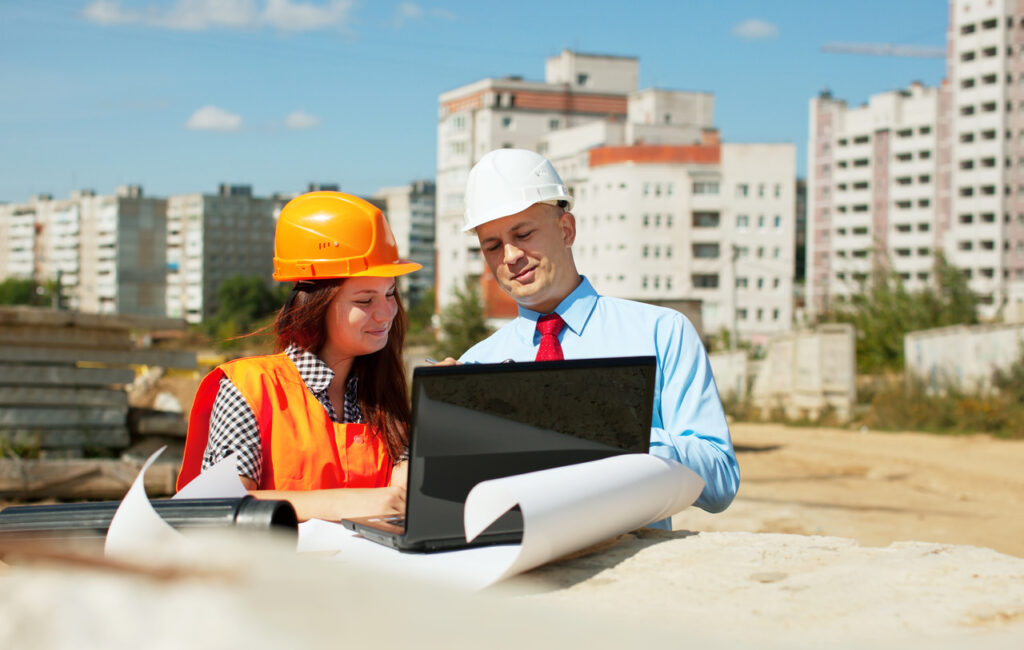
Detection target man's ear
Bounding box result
[558,211,576,247]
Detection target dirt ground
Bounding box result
[674,422,1024,558]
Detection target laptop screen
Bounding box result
[404,356,656,544]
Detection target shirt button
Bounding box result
[353,435,365,444]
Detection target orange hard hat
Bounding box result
[273,191,422,281]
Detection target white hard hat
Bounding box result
[463,148,574,232]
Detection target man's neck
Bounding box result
[527,274,583,315]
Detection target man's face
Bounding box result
[475,202,577,314]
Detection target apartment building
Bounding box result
[0,186,168,316]
[808,0,1024,319]
[370,180,436,307]
[166,184,281,324]
[437,51,797,338]
[807,83,942,312]
[949,0,1024,314]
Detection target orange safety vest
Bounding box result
[177,352,393,492]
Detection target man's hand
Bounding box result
[430,357,459,367]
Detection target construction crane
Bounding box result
[821,42,946,58]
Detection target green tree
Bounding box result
[0,278,35,305]
[404,288,437,347]
[407,288,435,334]
[206,275,282,349]
[827,253,978,373]
[433,278,493,359]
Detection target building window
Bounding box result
[736,183,749,197]
[548,118,560,130]
[736,277,748,288]
[736,214,749,228]
[774,215,781,228]
[502,116,513,128]
[692,211,720,227]
[692,181,719,195]
[692,243,720,259]
[577,73,589,86]
[692,273,719,288]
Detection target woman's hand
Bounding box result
[389,460,409,489]
[247,485,406,521]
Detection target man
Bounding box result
[456,148,739,518]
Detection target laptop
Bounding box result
[341,356,656,552]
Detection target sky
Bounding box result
[0,0,949,203]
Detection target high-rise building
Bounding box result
[948,0,1024,314]
[437,51,797,339]
[807,84,942,313]
[166,184,281,323]
[370,180,436,306]
[0,186,168,316]
[807,0,1024,319]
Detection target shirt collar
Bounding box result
[514,275,599,342]
[284,344,333,393]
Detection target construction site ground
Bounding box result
[674,422,1024,558]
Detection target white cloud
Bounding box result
[392,2,455,28]
[263,0,352,32]
[185,105,243,131]
[284,110,320,129]
[81,0,353,33]
[732,18,778,40]
[393,2,423,27]
[81,0,136,25]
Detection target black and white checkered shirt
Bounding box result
[202,345,364,484]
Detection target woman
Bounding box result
[177,191,421,521]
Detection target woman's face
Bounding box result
[323,276,399,358]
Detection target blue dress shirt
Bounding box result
[460,277,740,521]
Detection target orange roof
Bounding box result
[589,144,720,167]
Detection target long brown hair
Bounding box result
[273,279,410,462]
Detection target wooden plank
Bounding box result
[0,345,197,369]
[0,386,128,408]
[0,324,131,349]
[129,409,187,437]
[0,457,178,500]
[0,306,188,332]
[0,365,136,387]
[1,427,130,450]
[0,407,127,428]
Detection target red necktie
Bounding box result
[535,313,565,361]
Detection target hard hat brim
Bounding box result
[273,259,422,282]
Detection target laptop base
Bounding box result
[341,516,522,553]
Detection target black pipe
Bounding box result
[0,496,298,543]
